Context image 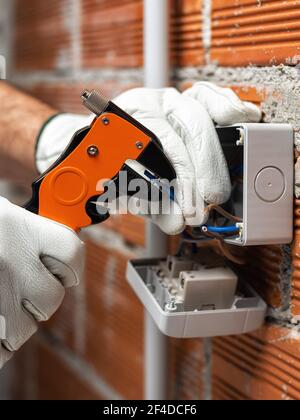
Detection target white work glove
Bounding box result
[0,197,84,368]
[36,82,261,235]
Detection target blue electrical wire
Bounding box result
[144,170,175,201]
[205,225,239,234]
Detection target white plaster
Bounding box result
[11,68,144,86]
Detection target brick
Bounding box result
[104,214,145,247]
[43,286,79,353]
[81,0,204,68]
[239,245,284,308]
[169,338,205,400]
[84,240,144,399]
[12,339,37,400]
[13,0,71,71]
[13,338,104,400]
[37,342,104,400]
[81,0,143,68]
[26,81,140,113]
[37,238,143,399]
[178,84,266,106]
[101,216,180,250]
[13,0,204,71]
[42,236,204,400]
[230,85,265,104]
[12,238,205,401]
[212,325,300,400]
[172,0,204,67]
[211,0,300,66]
[292,200,300,316]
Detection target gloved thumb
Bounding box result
[36,220,85,289]
[184,82,262,125]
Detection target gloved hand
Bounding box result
[0,197,84,368]
[36,82,261,235]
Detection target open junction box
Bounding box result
[127,253,267,338]
[127,123,294,338]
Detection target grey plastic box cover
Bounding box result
[127,259,267,339]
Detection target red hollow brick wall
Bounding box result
[3,0,299,400]
[211,0,300,66]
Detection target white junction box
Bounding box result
[216,123,294,246]
[127,256,267,338]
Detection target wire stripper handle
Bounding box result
[25,91,176,232]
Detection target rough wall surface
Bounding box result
[0,0,299,400]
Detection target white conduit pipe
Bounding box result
[144,0,170,400]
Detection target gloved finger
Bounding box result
[126,195,185,235]
[116,89,192,207]
[184,82,262,126]
[36,219,85,288]
[164,89,231,205]
[0,290,38,351]
[114,88,165,118]
[0,344,13,369]
[130,113,205,229]
[151,201,186,235]
[20,258,66,322]
[115,88,208,228]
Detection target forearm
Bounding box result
[0,81,57,183]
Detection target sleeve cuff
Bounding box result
[35,113,95,174]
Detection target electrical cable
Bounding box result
[179,192,245,264]
[206,225,240,234]
[205,203,242,223]
[180,227,245,265]
[218,240,246,265]
[200,226,245,264]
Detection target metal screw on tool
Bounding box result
[102,118,110,125]
[87,145,99,157]
[81,90,109,116]
[136,141,144,150]
[81,90,90,101]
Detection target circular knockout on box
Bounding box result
[255,166,285,203]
